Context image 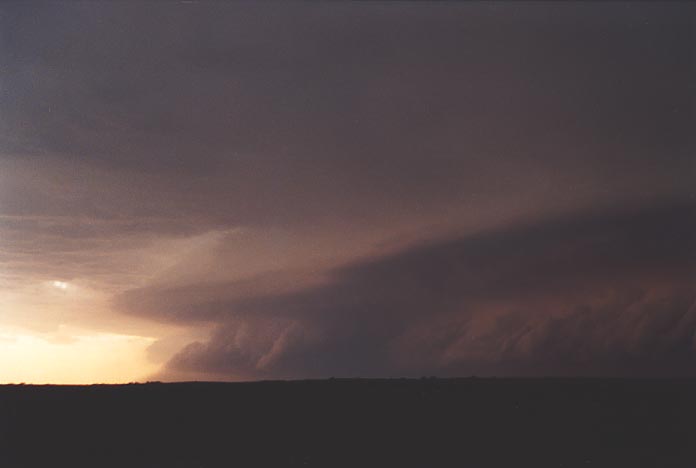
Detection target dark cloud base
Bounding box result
[118,201,696,380]
[1,2,693,382]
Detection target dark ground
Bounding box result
[0,378,694,467]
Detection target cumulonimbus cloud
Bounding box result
[117,201,696,380]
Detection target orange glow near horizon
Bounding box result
[0,325,158,384]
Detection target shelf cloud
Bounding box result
[0,2,693,382]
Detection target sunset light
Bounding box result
[0,2,693,466]
[0,325,157,384]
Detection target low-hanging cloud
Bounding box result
[1,2,694,382]
[117,201,696,380]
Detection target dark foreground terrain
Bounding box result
[0,378,694,467]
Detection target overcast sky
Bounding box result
[0,2,694,383]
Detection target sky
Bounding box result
[0,2,694,383]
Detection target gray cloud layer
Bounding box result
[118,202,696,379]
[2,2,693,226]
[1,2,694,379]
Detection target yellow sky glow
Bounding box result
[0,325,158,384]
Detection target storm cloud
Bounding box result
[118,201,696,379]
[0,2,694,381]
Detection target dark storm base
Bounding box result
[0,378,693,467]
